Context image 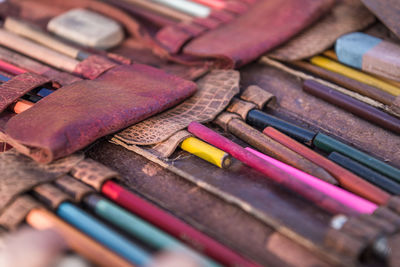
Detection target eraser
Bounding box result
[47,9,124,50]
[336,32,400,82]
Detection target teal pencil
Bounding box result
[84,194,222,267]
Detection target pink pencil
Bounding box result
[246,147,377,214]
[188,122,368,215]
[191,0,225,9]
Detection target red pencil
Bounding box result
[0,59,27,75]
[101,180,259,267]
[187,122,359,215]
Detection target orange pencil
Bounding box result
[26,208,135,267]
[11,99,34,114]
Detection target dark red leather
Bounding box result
[109,0,334,68]
[4,64,197,163]
[183,0,334,68]
[0,73,53,113]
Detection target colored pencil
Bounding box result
[291,60,396,106]
[4,17,90,61]
[335,32,400,82]
[187,121,360,215]
[0,58,27,75]
[10,99,34,114]
[245,107,400,185]
[0,29,79,73]
[84,194,221,267]
[223,115,338,184]
[101,180,258,267]
[56,202,152,266]
[329,152,400,195]
[246,147,377,214]
[303,79,400,134]
[313,133,400,184]
[310,56,400,96]
[26,208,135,267]
[32,183,151,266]
[263,127,390,205]
[180,136,231,168]
[246,109,316,144]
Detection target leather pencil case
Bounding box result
[106,0,335,68]
[1,0,334,70]
[0,0,209,80]
[0,63,197,163]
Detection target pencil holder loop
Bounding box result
[0,72,54,113]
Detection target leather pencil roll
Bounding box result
[1,64,197,163]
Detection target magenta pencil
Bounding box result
[246,147,377,214]
[188,122,366,215]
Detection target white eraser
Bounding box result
[47,8,124,50]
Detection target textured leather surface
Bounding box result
[0,72,52,113]
[183,0,334,68]
[54,175,94,202]
[241,63,400,168]
[240,85,276,110]
[73,55,117,80]
[152,130,192,158]
[269,0,375,61]
[33,183,71,210]
[4,64,197,163]
[115,70,239,145]
[0,150,83,213]
[70,158,120,191]
[0,195,40,230]
[361,0,400,39]
[88,140,336,267]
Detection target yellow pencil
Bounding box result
[323,50,400,88]
[180,137,232,168]
[310,56,400,96]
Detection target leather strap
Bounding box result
[0,195,41,230]
[152,130,193,158]
[73,55,117,80]
[55,175,94,202]
[240,85,276,109]
[226,98,256,120]
[70,158,120,191]
[33,184,71,210]
[0,150,83,214]
[0,72,52,113]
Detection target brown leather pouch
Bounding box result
[1,64,197,163]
